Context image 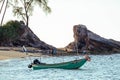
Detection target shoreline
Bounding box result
[0,50,43,60]
[0,47,120,60]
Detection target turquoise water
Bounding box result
[0,54,120,80]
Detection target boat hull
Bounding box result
[31,59,87,70]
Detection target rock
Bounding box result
[66,24,120,54]
[73,24,89,50]
[0,20,55,50]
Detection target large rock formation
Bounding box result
[66,24,120,54]
[0,20,54,50]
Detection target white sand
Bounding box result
[0,50,42,60]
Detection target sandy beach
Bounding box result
[0,50,42,60]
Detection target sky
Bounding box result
[1,0,120,48]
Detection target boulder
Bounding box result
[66,24,120,54]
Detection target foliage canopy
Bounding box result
[0,20,22,41]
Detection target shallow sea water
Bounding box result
[0,54,120,80]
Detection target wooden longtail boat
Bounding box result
[28,55,91,70]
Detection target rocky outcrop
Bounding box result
[66,24,120,54]
[0,20,55,50]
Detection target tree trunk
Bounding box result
[26,15,29,27]
[0,0,8,26]
[0,0,5,14]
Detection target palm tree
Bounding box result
[9,0,51,27]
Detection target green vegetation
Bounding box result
[0,20,22,41]
[11,0,51,27]
[0,0,51,27]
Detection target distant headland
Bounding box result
[0,20,120,55]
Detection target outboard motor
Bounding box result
[33,59,41,64]
[28,59,41,68]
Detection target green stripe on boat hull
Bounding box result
[32,59,87,70]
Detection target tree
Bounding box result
[9,0,51,27]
